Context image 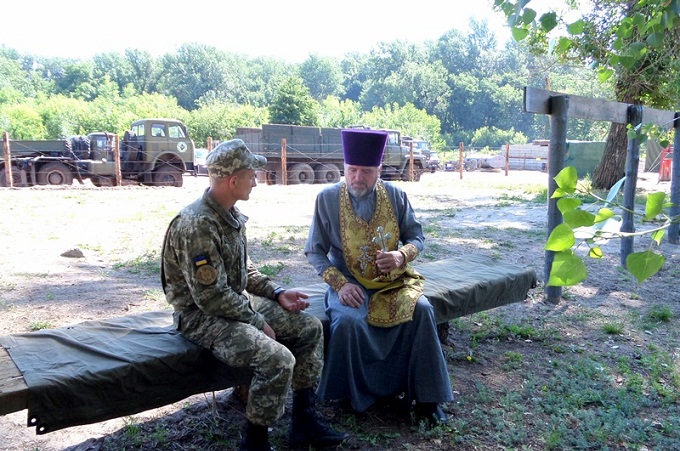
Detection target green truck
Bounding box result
[1,118,195,187]
[235,124,426,185]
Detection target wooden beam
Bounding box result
[524,87,675,127]
[0,346,28,415]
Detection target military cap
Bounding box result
[206,139,267,178]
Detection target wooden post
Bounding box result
[3,132,12,187]
[504,142,510,176]
[409,141,414,182]
[620,105,643,264]
[669,112,680,244]
[207,137,213,151]
[114,134,122,187]
[458,142,464,179]
[281,138,287,186]
[545,95,569,304]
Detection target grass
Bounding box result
[2,172,679,450]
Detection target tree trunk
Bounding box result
[592,121,629,189]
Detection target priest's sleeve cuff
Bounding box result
[398,243,418,268]
[322,266,348,292]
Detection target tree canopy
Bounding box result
[0,17,622,151]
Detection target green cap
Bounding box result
[206,139,267,178]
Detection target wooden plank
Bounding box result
[0,345,28,415]
[524,87,675,127]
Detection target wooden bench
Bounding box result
[0,255,536,434]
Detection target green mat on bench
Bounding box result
[0,254,536,434]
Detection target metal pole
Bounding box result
[668,112,680,244]
[458,142,464,179]
[620,105,642,265]
[545,95,569,304]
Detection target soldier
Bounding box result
[161,139,348,451]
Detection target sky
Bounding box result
[0,0,515,62]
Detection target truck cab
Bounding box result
[381,129,425,181]
[120,118,195,186]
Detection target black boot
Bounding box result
[239,420,272,451]
[289,388,349,448]
[413,402,448,427]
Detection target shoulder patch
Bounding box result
[196,264,217,285]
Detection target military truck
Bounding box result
[235,124,425,185]
[1,118,195,187]
[402,137,438,172]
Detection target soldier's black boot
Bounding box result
[239,420,272,451]
[289,388,349,449]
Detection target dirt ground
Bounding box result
[0,169,678,450]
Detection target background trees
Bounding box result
[494,0,680,188]
[0,15,640,155]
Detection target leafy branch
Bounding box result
[546,166,672,286]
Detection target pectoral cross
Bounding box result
[371,226,392,252]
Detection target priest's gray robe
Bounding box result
[304,180,453,411]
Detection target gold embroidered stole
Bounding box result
[339,181,425,327]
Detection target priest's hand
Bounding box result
[376,250,404,273]
[338,282,364,308]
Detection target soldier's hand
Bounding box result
[278,290,310,313]
[338,283,364,308]
[263,322,276,340]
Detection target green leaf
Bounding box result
[594,207,615,223]
[556,37,573,53]
[545,223,575,252]
[589,247,603,259]
[651,229,666,245]
[616,19,634,38]
[597,68,614,83]
[645,192,666,220]
[551,187,568,199]
[567,19,585,35]
[647,31,665,48]
[605,176,626,205]
[554,166,578,194]
[539,12,558,32]
[512,27,530,41]
[522,8,537,25]
[626,251,665,283]
[563,210,596,228]
[547,250,588,286]
[557,197,581,213]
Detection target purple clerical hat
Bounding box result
[341,129,387,167]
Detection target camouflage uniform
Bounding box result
[161,141,324,426]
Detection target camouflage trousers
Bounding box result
[177,296,324,425]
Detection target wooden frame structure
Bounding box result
[524,87,680,303]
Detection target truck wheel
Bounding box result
[0,166,24,187]
[287,163,315,184]
[265,170,280,185]
[153,166,184,187]
[314,164,341,184]
[91,176,114,187]
[37,162,73,186]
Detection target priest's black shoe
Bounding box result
[414,402,448,426]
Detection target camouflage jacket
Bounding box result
[161,188,278,330]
